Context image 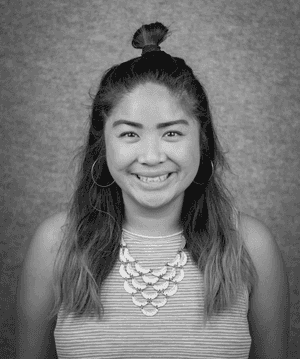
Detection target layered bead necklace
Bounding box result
[119,228,188,317]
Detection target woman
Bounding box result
[16,22,289,358]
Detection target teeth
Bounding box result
[138,174,169,183]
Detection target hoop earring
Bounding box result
[91,157,115,188]
[192,160,214,185]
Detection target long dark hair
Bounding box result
[48,22,257,323]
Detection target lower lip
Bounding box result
[134,173,174,187]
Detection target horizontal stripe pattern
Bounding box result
[54,231,251,358]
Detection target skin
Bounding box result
[104,82,200,236]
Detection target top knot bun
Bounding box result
[132,22,170,50]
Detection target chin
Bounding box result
[135,193,180,211]
[138,199,169,209]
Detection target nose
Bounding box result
[138,135,167,165]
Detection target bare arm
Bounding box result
[239,213,290,359]
[15,212,67,359]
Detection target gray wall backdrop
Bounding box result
[1,0,299,357]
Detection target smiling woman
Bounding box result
[16,22,289,359]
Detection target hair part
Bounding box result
[48,22,257,325]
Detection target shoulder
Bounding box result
[28,211,69,263]
[36,211,68,243]
[17,212,68,316]
[18,211,69,301]
[237,212,288,284]
[39,210,68,233]
[237,212,290,359]
[237,212,280,261]
[237,211,288,300]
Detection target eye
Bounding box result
[165,131,182,137]
[119,132,137,138]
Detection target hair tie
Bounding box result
[142,44,161,56]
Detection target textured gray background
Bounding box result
[1,0,299,357]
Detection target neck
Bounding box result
[123,203,182,237]
[123,220,182,237]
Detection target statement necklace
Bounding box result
[119,229,188,317]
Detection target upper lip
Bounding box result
[133,172,173,177]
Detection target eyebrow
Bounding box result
[112,119,190,129]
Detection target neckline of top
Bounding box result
[122,228,184,239]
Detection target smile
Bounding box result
[135,173,173,183]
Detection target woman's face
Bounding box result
[104,82,200,212]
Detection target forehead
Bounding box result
[110,83,191,121]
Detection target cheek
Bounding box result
[180,139,200,163]
[106,140,130,170]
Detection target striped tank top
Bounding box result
[54,230,251,358]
